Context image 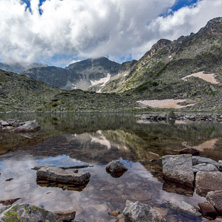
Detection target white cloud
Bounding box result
[0,0,221,66]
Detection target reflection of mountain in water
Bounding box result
[1,113,222,162]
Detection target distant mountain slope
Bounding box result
[0,69,136,112]
[100,17,222,111]
[22,57,122,91]
[0,62,47,74]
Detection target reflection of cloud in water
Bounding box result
[0,153,206,221]
[90,130,111,149]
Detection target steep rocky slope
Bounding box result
[101,17,222,111]
[22,57,121,91]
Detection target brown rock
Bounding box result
[198,202,218,219]
[54,210,76,222]
[207,190,222,215]
[108,210,120,217]
[0,197,21,206]
[196,172,222,196]
[179,148,199,156]
[106,160,128,178]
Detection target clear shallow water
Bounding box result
[1,113,222,221]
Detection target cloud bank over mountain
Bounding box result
[0,0,221,66]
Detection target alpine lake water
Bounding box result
[0,112,222,222]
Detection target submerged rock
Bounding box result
[162,154,194,187]
[106,160,128,178]
[14,120,40,133]
[207,190,222,215]
[122,200,165,222]
[36,166,90,186]
[54,210,76,222]
[196,172,222,196]
[0,203,56,222]
[168,200,201,218]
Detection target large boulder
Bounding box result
[195,172,222,196]
[106,160,128,178]
[36,166,90,185]
[167,200,201,218]
[14,120,40,133]
[206,190,222,215]
[162,154,194,187]
[0,203,56,222]
[122,200,165,222]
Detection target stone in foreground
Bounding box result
[192,156,222,171]
[0,203,56,222]
[198,202,218,219]
[162,154,194,187]
[14,120,40,133]
[195,172,222,196]
[168,200,201,218]
[207,190,222,215]
[106,160,128,178]
[122,200,165,222]
[36,166,90,185]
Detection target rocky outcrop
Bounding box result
[206,190,222,215]
[121,200,165,222]
[106,160,128,178]
[36,166,90,186]
[168,200,201,218]
[13,120,40,133]
[195,172,222,196]
[0,204,56,222]
[162,154,194,187]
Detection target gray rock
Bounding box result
[37,166,90,185]
[0,203,56,222]
[123,200,165,222]
[106,160,128,178]
[168,200,201,218]
[193,163,218,173]
[192,156,222,171]
[207,190,222,215]
[198,202,218,218]
[196,172,222,196]
[14,120,40,133]
[162,154,194,187]
[0,121,9,127]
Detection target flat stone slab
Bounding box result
[207,190,222,215]
[192,156,222,171]
[196,172,222,196]
[36,166,90,185]
[0,203,56,222]
[123,200,165,222]
[162,154,194,187]
[168,200,201,218]
[193,163,218,173]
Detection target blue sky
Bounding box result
[0,0,221,67]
